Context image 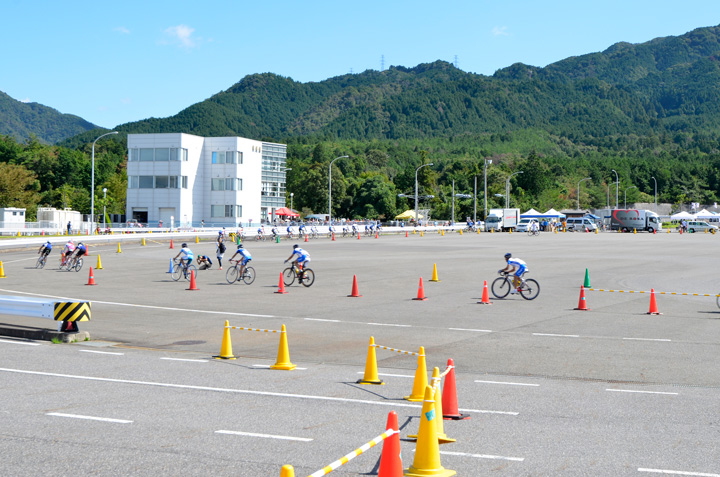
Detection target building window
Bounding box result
[238,152,243,164]
[129,176,139,188]
[169,176,178,188]
[211,205,224,217]
[155,148,170,161]
[182,176,188,188]
[170,148,179,161]
[212,151,227,164]
[139,149,154,161]
[182,148,188,161]
[237,178,243,191]
[236,205,242,217]
[129,149,138,161]
[139,176,154,188]
[155,176,169,188]
[225,178,235,190]
[211,178,225,191]
[226,151,235,164]
[225,205,234,217]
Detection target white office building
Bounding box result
[126,133,287,227]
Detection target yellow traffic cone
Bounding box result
[429,263,440,282]
[459,229,463,235]
[634,228,637,234]
[595,227,598,234]
[404,386,456,477]
[0,261,5,278]
[441,229,444,236]
[408,368,456,444]
[421,231,424,237]
[271,324,296,370]
[405,346,428,402]
[357,336,384,385]
[117,243,122,253]
[280,465,295,477]
[96,255,103,270]
[491,227,494,234]
[214,320,236,360]
[141,237,146,246]
[509,228,512,234]
[195,236,199,244]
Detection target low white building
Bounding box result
[126,133,288,227]
[0,207,26,228]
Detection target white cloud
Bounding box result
[492,26,509,36]
[20,98,31,103]
[114,26,131,34]
[163,24,197,49]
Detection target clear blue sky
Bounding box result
[2,0,720,129]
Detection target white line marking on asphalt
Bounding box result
[0,339,41,346]
[607,389,678,395]
[430,450,524,462]
[160,358,207,363]
[304,318,341,322]
[46,412,132,424]
[638,469,720,476]
[623,338,672,342]
[79,350,124,356]
[448,328,493,332]
[215,430,313,442]
[357,372,414,378]
[475,380,539,387]
[367,323,411,327]
[0,367,517,415]
[532,333,580,338]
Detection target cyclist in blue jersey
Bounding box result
[499,252,528,295]
[285,244,311,278]
[298,223,307,238]
[173,243,194,268]
[38,241,52,258]
[229,243,252,278]
[71,242,87,261]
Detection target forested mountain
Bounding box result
[0,91,98,144]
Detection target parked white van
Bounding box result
[565,217,597,231]
[686,220,718,233]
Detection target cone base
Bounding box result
[574,307,590,311]
[348,294,363,297]
[647,312,663,315]
[213,355,236,360]
[429,279,440,282]
[356,379,385,385]
[275,290,288,294]
[406,434,457,444]
[443,413,471,420]
[403,394,424,402]
[404,466,456,477]
[270,363,297,370]
[412,297,428,301]
[477,301,492,305]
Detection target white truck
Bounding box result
[610,209,662,233]
[484,208,521,232]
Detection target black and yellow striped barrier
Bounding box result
[587,288,719,297]
[54,301,91,322]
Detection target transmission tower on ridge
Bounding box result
[454,55,459,68]
[381,55,385,71]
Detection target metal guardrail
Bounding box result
[0,295,91,332]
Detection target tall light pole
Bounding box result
[577,177,591,210]
[91,131,118,230]
[102,188,107,228]
[484,159,492,219]
[328,155,349,224]
[505,171,523,209]
[611,169,619,209]
[651,176,657,213]
[290,192,294,211]
[415,163,433,223]
[624,185,637,209]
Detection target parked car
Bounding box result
[565,217,597,232]
[686,220,718,233]
[516,218,539,232]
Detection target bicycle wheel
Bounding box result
[242,266,256,285]
[226,266,239,284]
[300,268,315,287]
[36,256,44,269]
[519,279,540,300]
[185,265,197,281]
[491,277,511,298]
[283,267,296,286]
[65,259,74,271]
[171,263,182,281]
[74,257,83,272]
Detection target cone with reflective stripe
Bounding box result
[413,277,428,301]
[348,274,362,297]
[648,288,662,315]
[187,270,198,290]
[442,358,469,420]
[409,368,456,443]
[275,272,288,294]
[0,261,5,278]
[429,263,440,282]
[214,320,236,360]
[96,255,103,270]
[116,242,122,253]
[271,324,296,370]
[404,386,456,477]
[404,346,428,401]
[574,286,590,311]
[378,411,402,476]
[86,267,96,286]
[279,465,295,477]
[478,280,492,305]
[357,336,384,385]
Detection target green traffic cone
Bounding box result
[584,268,591,288]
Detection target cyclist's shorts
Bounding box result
[514,265,527,277]
[298,255,310,264]
[76,249,86,257]
[242,257,252,265]
[42,248,51,256]
[64,250,73,256]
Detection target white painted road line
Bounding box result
[215,430,312,442]
[0,339,41,346]
[638,469,720,476]
[160,357,207,363]
[46,412,132,424]
[532,333,580,338]
[607,389,678,396]
[475,380,539,387]
[79,350,124,356]
[0,367,517,416]
[448,328,493,333]
[436,450,524,462]
[623,338,672,342]
[304,318,341,323]
[366,322,411,327]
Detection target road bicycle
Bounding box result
[66,255,84,272]
[35,253,49,269]
[491,271,540,300]
[309,229,319,239]
[282,262,315,287]
[171,259,198,282]
[225,260,256,285]
[527,227,540,237]
[255,233,267,242]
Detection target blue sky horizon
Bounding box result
[2,0,720,129]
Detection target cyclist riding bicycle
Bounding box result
[499,252,528,295]
[38,241,52,257]
[257,225,265,237]
[286,225,293,237]
[285,244,311,278]
[71,242,87,262]
[60,240,75,266]
[298,223,307,237]
[229,243,252,278]
[310,225,319,236]
[173,243,194,269]
[271,226,279,239]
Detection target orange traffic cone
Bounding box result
[86,267,96,286]
[348,275,362,297]
[187,270,198,290]
[375,232,379,239]
[442,359,470,420]
[169,239,174,249]
[332,232,335,241]
[378,411,403,476]
[648,288,662,315]
[304,234,308,242]
[275,272,288,294]
[357,233,361,240]
[574,286,590,310]
[478,280,492,305]
[413,277,428,301]
[405,231,409,237]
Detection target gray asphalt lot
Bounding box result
[1,230,719,475]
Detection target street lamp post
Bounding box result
[91,131,118,231]
[577,177,591,210]
[624,186,637,209]
[415,163,433,223]
[505,171,523,209]
[102,188,107,229]
[651,176,657,213]
[290,192,294,211]
[328,155,349,224]
[484,159,492,219]
[611,169,619,209]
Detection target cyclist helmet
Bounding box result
[504,252,512,259]
[182,243,188,248]
[67,240,74,244]
[293,244,299,249]
[238,244,243,249]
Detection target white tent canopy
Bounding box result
[521,208,544,218]
[671,211,695,220]
[543,208,566,218]
[694,209,716,219]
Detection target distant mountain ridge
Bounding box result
[0,91,98,144]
